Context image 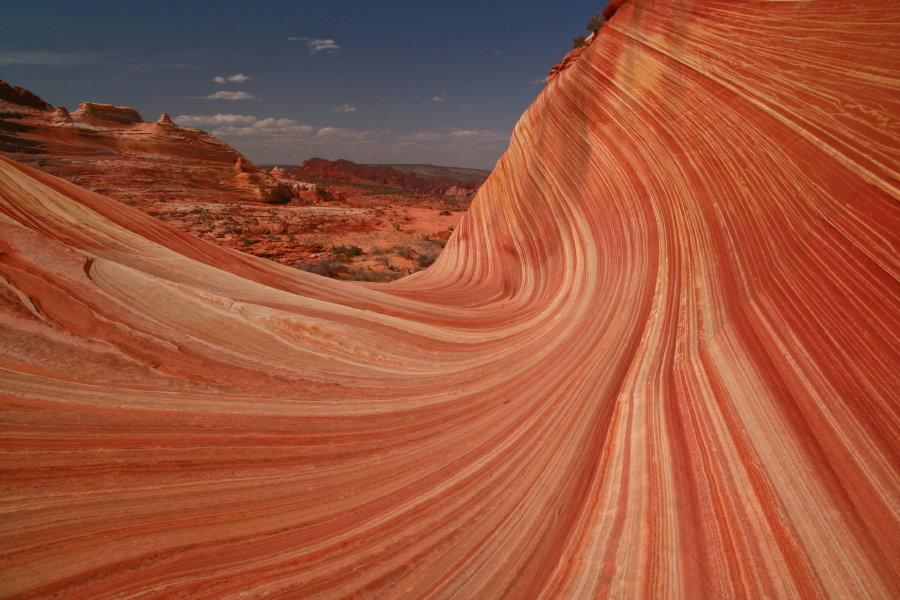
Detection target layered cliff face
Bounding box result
[0,80,52,111]
[0,1,898,598]
[0,82,290,204]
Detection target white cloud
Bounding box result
[333,104,357,113]
[0,51,98,66]
[308,39,340,53]
[211,118,316,138]
[429,95,447,103]
[173,114,259,127]
[396,129,508,146]
[448,129,509,142]
[0,50,197,69]
[214,73,252,84]
[251,117,302,129]
[287,37,340,54]
[205,118,505,149]
[189,90,259,101]
[183,113,507,168]
[314,126,377,140]
[531,76,549,85]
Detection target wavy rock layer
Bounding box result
[1,1,898,598]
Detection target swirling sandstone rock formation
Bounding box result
[1,0,898,598]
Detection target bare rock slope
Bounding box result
[0,81,290,204]
[0,1,898,598]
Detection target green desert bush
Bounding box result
[393,246,414,260]
[332,245,363,262]
[346,267,403,282]
[294,258,346,278]
[586,12,603,31]
[416,253,437,268]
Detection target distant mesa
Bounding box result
[376,163,493,184]
[290,157,489,196]
[72,102,143,124]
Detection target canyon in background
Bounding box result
[0,79,489,280]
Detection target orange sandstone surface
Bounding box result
[1,1,898,598]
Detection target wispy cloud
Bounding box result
[333,104,357,113]
[173,114,259,127]
[396,129,509,146]
[196,115,506,150]
[429,95,447,103]
[189,90,259,101]
[173,113,507,167]
[0,51,98,66]
[0,50,198,69]
[287,37,340,54]
[531,76,548,85]
[213,73,252,84]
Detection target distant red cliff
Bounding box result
[290,157,486,196]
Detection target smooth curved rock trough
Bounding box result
[1,1,897,598]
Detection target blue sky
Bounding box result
[1,1,608,169]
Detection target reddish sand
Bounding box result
[143,184,466,280]
[0,1,898,598]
